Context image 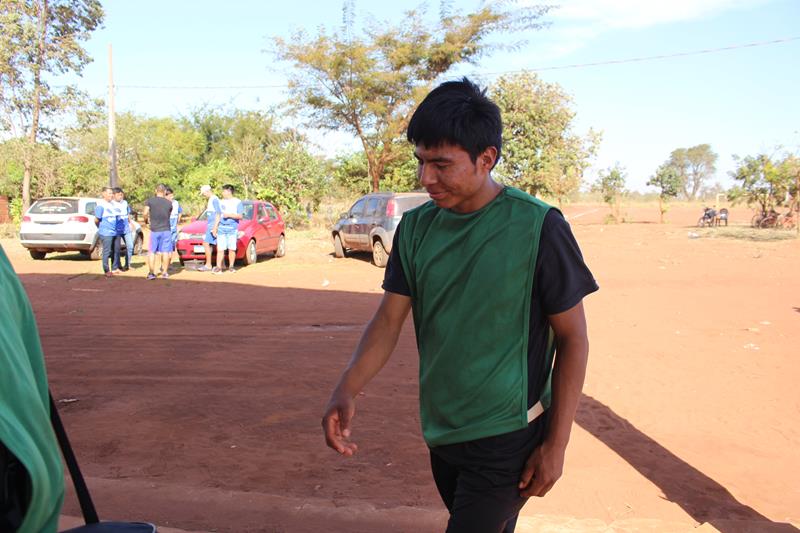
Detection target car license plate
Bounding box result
[193,245,205,254]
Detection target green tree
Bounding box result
[728,153,795,216]
[0,0,104,211]
[491,72,599,206]
[255,139,328,217]
[273,1,551,193]
[333,143,418,196]
[65,113,205,205]
[647,162,681,223]
[593,164,627,223]
[664,144,717,201]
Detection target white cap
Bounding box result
[200,185,211,194]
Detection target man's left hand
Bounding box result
[518,439,566,498]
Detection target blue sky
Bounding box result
[69,0,800,191]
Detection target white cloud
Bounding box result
[518,0,771,62]
[552,0,768,29]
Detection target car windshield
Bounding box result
[196,202,253,221]
[29,199,79,215]
[396,195,429,212]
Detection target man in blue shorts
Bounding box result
[213,184,243,274]
[322,78,598,532]
[142,184,173,280]
[198,184,221,272]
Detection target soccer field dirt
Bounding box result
[3,203,798,532]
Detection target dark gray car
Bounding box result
[331,192,430,267]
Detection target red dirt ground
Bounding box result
[3,203,798,532]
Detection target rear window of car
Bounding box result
[29,199,79,214]
[395,195,429,213]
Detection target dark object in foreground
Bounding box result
[50,394,157,533]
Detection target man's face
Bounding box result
[222,188,232,199]
[166,193,174,201]
[101,189,112,201]
[114,192,123,202]
[414,142,496,213]
[202,190,211,198]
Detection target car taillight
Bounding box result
[386,199,398,217]
[67,215,89,223]
[22,216,31,222]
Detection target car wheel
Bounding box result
[133,233,144,255]
[333,234,345,258]
[244,239,257,265]
[29,250,47,260]
[89,240,102,260]
[275,234,286,258]
[372,239,388,268]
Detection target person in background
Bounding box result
[0,243,65,532]
[93,187,120,278]
[165,187,182,270]
[213,184,244,274]
[142,184,174,280]
[197,185,221,272]
[112,187,135,272]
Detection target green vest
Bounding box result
[0,245,64,532]
[398,187,553,446]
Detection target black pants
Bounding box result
[429,417,546,533]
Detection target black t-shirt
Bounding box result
[383,208,599,409]
[144,196,172,232]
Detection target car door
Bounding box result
[254,203,272,252]
[261,203,281,251]
[342,198,366,249]
[362,196,381,247]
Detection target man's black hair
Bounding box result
[164,187,174,195]
[407,77,502,168]
[112,187,123,194]
[222,184,235,193]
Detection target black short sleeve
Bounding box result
[382,224,412,296]
[534,210,599,315]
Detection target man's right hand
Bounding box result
[322,393,358,456]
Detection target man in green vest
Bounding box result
[1,244,65,532]
[322,78,598,532]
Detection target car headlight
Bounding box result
[237,230,245,238]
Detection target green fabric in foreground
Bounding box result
[0,245,64,533]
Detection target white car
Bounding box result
[19,197,143,260]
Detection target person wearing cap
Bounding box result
[198,185,222,272]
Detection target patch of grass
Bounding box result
[0,224,17,239]
[697,226,798,242]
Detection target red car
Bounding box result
[176,200,286,266]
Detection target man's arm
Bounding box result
[211,199,222,235]
[142,204,150,226]
[519,300,589,497]
[322,291,412,456]
[222,203,244,220]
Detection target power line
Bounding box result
[484,36,800,75]
[99,35,798,90]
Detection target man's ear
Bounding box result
[479,146,498,172]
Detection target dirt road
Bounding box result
[3,204,798,532]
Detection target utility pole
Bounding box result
[108,43,119,188]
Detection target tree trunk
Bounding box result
[22,0,48,212]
